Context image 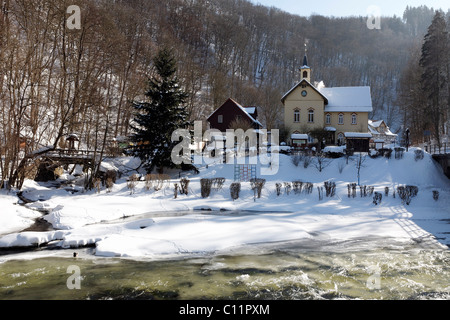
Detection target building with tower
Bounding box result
[281,48,373,151]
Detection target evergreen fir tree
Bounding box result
[130,48,191,173]
[419,11,450,149]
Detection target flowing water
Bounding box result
[0,239,449,300]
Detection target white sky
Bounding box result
[250,0,450,17]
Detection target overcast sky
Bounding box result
[250,0,449,17]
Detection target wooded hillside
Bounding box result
[0,0,447,185]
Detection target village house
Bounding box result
[281,52,373,152]
[368,120,398,148]
[207,98,262,132]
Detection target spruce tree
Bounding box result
[419,11,449,149]
[130,48,190,173]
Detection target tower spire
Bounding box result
[300,41,311,82]
[303,42,308,67]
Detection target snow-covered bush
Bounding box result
[384,187,389,196]
[250,178,266,198]
[324,181,336,197]
[303,156,312,168]
[127,174,140,194]
[284,182,291,195]
[200,179,213,198]
[180,178,190,195]
[230,182,241,201]
[292,181,303,194]
[212,177,225,191]
[347,183,357,198]
[394,147,405,159]
[433,190,439,201]
[373,192,382,205]
[275,183,282,196]
[291,154,302,167]
[414,149,424,161]
[397,185,419,205]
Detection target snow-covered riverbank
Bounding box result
[1,149,449,259]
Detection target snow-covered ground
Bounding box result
[0,148,449,260]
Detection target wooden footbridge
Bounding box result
[11,147,102,189]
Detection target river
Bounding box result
[0,237,449,300]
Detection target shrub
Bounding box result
[230,182,241,201]
[292,181,303,194]
[174,183,178,199]
[394,147,405,159]
[275,183,282,196]
[106,178,114,193]
[324,181,336,197]
[200,178,213,198]
[318,186,324,201]
[303,156,312,168]
[347,183,357,198]
[304,182,314,194]
[373,192,382,205]
[291,154,302,167]
[384,187,389,197]
[414,149,424,161]
[397,185,419,205]
[284,182,292,195]
[433,190,439,201]
[127,174,140,194]
[250,178,266,198]
[212,177,225,191]
[180,178,190,195]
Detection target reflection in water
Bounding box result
[0,240,449,300]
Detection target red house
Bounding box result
[207,98,262,132]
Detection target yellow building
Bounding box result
[281,53,373,150]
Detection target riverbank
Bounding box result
[0,150,449,260]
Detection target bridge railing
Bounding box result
[424,143,449,155]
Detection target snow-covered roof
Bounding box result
[345,132,372,138]
[324,126,336,132]
[291,134,308,140]
[319,87,373,113]
[244,107,256,114]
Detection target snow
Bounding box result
[319,86,373,113]
[291,133,308,140]
[0,149,449,260]
[345,132,372,138]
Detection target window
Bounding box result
[308,109,314,123]
[294,109,300,123]
[338,113,344,125]
[352,113,357,125]
[218,115,223,124]
[303,71,308,78]
[326,113,331,125]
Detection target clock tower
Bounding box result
[300,43,311,82]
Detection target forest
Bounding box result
[0,0,448,187]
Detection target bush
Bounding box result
[324,181,336,197]
[304,182,314,194]
[230,182,241,201]
[275,183,282,196]
[318,186,324,201]
[414,149,424,161]
[127,174,140,194]
[373,192,382,205]
[174,183,178,199]
[433,190,439,201]
[291,154,302,167]
[394,147,405,159]
[179,178,190,195]
[200,178,213,198]
[384,187,389,196]
[284,182,292,195]
[347,183,357,198]
[292,181,303,194]
[397,185,419,205]
[250,178,266,198]
[212,177,225,191]
[303,156,312,168]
